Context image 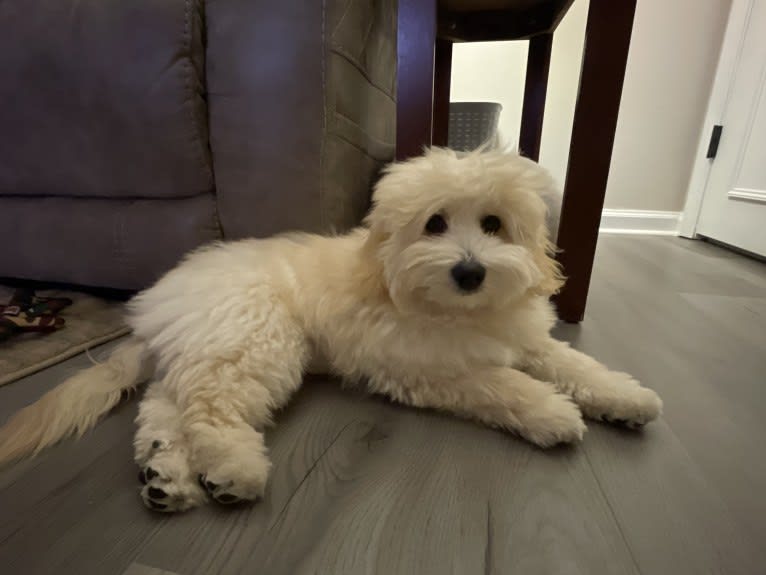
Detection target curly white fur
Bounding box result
[0,149,662,512]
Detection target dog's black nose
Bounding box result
[451,260,486,292]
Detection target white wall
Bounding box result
[450,42,528,154]
[450,0,731,212]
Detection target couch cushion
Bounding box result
[0,0,212,199]
[0,194,220,290]
[205,0,397,239]
[206,0,326,238]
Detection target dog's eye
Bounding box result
[481,215,502,235]
[425,214,448,235]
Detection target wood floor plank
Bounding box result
[564,235,766,572]
[582,421,762,575]
[122,563,181,575]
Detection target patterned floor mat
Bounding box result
[0,286,129,386]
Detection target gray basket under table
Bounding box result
[447,102,503,151]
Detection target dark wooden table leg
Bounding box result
[519,33,552,162]
[432,38,453,147]
[553,0,637,323]
[396,0,438,161]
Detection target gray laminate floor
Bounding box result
[1,235,765,575]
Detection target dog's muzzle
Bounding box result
[451,260,486,293]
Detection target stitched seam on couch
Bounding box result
[183,0,214,189]
[330,46,396,102]
[331,132,393,164]
[319,0,328,231]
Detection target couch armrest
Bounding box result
[206,0,397,238]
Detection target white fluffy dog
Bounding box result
[0,148,662,512]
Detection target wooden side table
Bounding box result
[396,0,637,323]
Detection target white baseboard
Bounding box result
[599,209,681,235]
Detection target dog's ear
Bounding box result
[350,212,390,301]
[362,206,390,253]
[531,235,565,296]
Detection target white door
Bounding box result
[691,0,766,257]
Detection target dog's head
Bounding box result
[364,148,563,315]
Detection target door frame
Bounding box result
[680,0,754,238]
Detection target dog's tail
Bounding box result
[0,337,153,467]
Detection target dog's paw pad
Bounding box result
[139,465,167,485]
[202,477,219,492]
[147,487,168,499]
[199,474,248,505]
[216,493,242,505]
[606,417,627,425]
[604,416,644,429]
[138,451,207,513]
[148,500,168,511]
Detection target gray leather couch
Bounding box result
[0,0,396,290]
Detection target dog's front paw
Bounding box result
[197,444,271,505]
[519,392,587,448]
[593,373,663,429]
[139,442,207,513]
